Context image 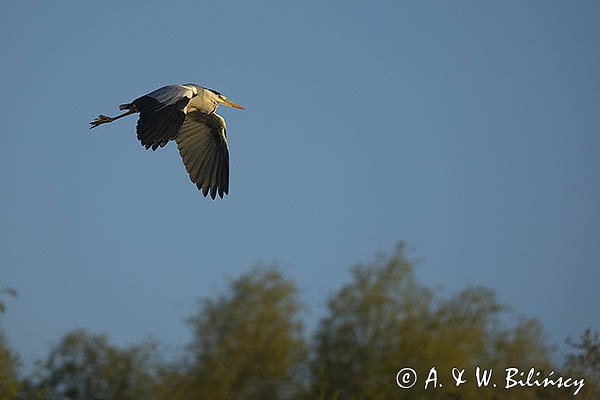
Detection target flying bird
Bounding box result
[90,84,245,199]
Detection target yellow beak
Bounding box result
[223,99,246,110]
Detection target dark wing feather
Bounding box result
[176,111,229,199]
[133,96,190,150]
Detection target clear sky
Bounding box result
[1,1,598,367]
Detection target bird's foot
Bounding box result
[89,114,114,129]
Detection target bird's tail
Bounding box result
[119,102,134,111]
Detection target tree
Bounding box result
[0,287,21,400]
[33,329,159,400]
[564,329,600,400]
[162,266,307,400]
[0,330,21,400]
[311,242,556,400]
[311,243,433,399]
[0,287,17,316]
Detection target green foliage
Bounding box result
[0,330,21,400]
[0,287,21,400]
[310,243,555,399]
[311,243,433,399]
[564,329,600,400]
[162,266,307,400]
[33,329,159,400]
[3,244,597,399]
[0,287,18,316]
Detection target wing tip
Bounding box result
[195,182,227,200]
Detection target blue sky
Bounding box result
[1,1,599,367]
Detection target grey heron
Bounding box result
[90,84,245,199]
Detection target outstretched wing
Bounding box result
[132,85,195,150]
[176,111,229,199]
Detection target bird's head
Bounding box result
[206,88,245,110]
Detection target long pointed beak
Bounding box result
[223,99,246,110]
